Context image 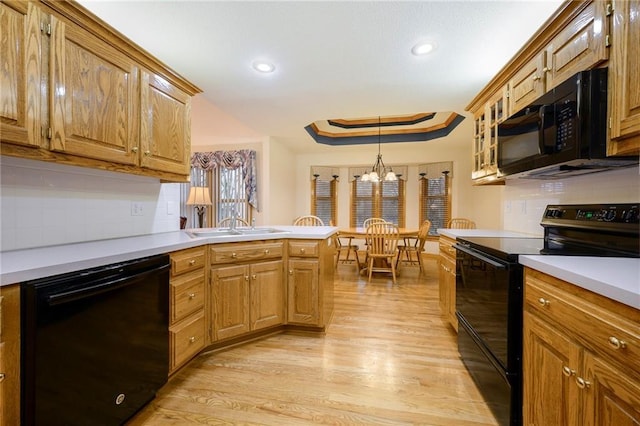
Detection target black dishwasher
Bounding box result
[21,254,170,426]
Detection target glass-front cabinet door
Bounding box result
[486,87,509,178]
[472,85,508,183]
[471,110,486,179]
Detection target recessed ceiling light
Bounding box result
[252,61,275,73]
[411,42,436,56]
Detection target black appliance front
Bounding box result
[496,68,637,178]
[457,314,514,426]
[21,254,170,426]
[455,238,543,426]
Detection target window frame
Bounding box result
[350,179,405,227]
[310,176,337,225]
[419,171,451,239]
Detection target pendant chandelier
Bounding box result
[361,116,397,182]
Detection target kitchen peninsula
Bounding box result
[0,226,337,424]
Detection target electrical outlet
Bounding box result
[131,202,143,216]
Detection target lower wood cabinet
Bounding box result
[438,235,457,331]
[169,247,206,374]
[523,268,640,425]
[211,260,284,341]
[210,241,285,342]
[287,239,334,329]
[0,285,20,425]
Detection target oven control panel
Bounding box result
[543,203,639,224]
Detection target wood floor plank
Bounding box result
[128,259,498,425]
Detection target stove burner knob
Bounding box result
[623,209,638,222]
[603,210,617,222]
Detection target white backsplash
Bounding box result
[0,156,182,251]
[503,166,640,236]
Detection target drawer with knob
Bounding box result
[210,242,283,264]
[170,246,206,276]
[170,272,205,324]
[288,241,320,258]
[438,236,457,261]
[170,310,206,371]
[525,270,640,373]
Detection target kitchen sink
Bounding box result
[187,227,289,238]
[235,227,289,235]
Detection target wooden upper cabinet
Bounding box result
[544,0,609,89]
[510,1,609,116]
[0,1,43,148]
[49,14,139,165]
[140,71,191,175]
[509,52,546,115]
[608,0,640,155]
[0,0,200,181]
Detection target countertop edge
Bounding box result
[437,228,539,239]
[519,255,640,310]
[0,227,338,286]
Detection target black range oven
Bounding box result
[454,203,639,426]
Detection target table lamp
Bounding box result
[186,186,212,228]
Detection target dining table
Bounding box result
[337,227,419,273]
[338,227,419,239]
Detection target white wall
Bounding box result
[291,119,504,230]
[265,137,297,225]
[502,166,640,235]
[0,156,180,251]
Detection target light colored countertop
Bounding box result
[437,228,538,239]
[0,226,337,286]
[519,255,640,310]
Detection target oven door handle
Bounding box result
[453,244,507,269]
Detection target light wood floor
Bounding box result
[129,258,498,425]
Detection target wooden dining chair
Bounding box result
[447,218,476,229]
[217,217,250,227]
[332,232,360,268]
[365,222,400,284]
[328,220,360,268]
[396,220,431,272]
[363,217,386,228]
[293,215,325,226]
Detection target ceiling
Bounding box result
[77,0,564,153]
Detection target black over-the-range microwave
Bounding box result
[497,68,638,179]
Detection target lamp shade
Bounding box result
[186,186,212,206]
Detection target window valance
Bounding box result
[191,150,258,210]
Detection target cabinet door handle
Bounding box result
[188,293,196,299]
[575,377,591,389]
[608,336,627,350]
[532,74,541,81]
[231,252,237,258]
[189,336,196,343]
[131,147,138,153]
[252,274,257,280]
[144,151,151,156]
[189,259,196,265]
[562,366,575,377]
[300,248,306,254]
[543,66,551,73]
[245,275,249,281]
[264,249,270,254]
[538,297,550,307]
[0,373,5,382]
[289,270,293,275]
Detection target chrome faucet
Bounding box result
[229,207,238,231]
